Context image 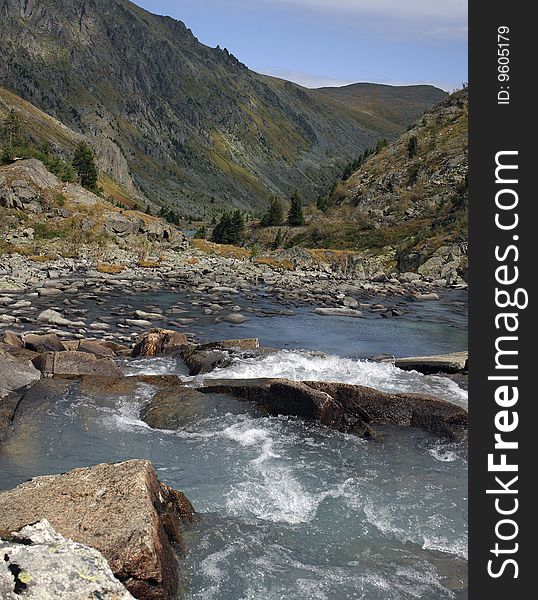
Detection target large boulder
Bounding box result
[199,378,468,440]
[0,460,196,600]
[23,333,66,353]
[132,329,190,358]
[0,520,135,599]
[32,351,122,377]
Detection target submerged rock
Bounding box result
[0,520,135,599]
[0,460,196,600]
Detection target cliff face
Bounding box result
[0,0,444,215]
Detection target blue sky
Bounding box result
[132,0,467,91]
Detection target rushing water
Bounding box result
[0,290,468,599]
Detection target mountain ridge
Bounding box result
[0,0,445,215]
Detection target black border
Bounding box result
[469,2,531,595]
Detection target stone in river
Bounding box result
[222,313,248,324]
[131,329,190,358]
[341,296,359,308]
[37,309,85,328]
[134,310,163,320]
[0,460,196,600]
[314,307,363,318]
[413,292,440,301]
[125,319,153,328]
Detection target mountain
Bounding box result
[0,85,145,207]
[0,0,444,217]
[313,83,447,130]
[282,89,468,280]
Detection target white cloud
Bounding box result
[255,0,467,40]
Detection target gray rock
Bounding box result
[36,309,85,328]
[0,520,135,599]
[222,313,248,324]
[392,351,468,374]
[32,351,122,377]
[23,333,66,353]
[342,296,359,308]
[0,460,196,600]
[314,307,363,318]
[0,356,41,401]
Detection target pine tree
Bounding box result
[407,136,418,159]
[229,209,245,244]
[73,142,98,191]
[261,197,284,226]
[2,110,22,147]
[288,191,305,227]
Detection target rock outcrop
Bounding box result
[199,378,468,441]
[0,460,196,600]
[0,520,135,599]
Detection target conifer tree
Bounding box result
[261,197,284,226]
[287,191,305,227]
[73,142,98,191]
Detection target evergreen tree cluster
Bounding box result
[159,207,182,226]
[342,139,387,181]
[211,209,245,244]
[0,110,78,183]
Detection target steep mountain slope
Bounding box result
[0,86,144,206]
[288,89,468,280]
[0,0,443,216]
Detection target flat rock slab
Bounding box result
[0,520,134,599]
[0,460,196,600]
[392,351,468,374]
[199,378,468,441]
